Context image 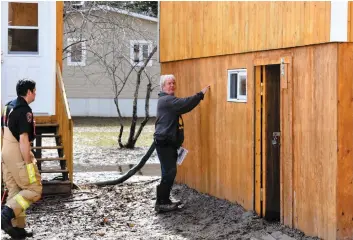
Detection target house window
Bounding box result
[227,69,247,102]
[67,38,86,66]
[7,3,39,54]
[130,40,153,67]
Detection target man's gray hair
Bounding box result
[160,74,176,91]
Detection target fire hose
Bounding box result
[93,141,156,186]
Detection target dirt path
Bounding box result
[1,118,320,239]
[2,175,318,240]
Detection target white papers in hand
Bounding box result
[177,147,188,165]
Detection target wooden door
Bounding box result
[255,65,281,220]
[255,58,293,226]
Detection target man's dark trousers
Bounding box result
[155,141,178,200]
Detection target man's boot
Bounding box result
[14,227,33,238]
[1,205,21,239]
[154,185,178,213]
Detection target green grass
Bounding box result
[75,131,154,148]
[73,117,155,148]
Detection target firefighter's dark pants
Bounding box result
[155,140,178,193]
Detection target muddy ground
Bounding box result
[2,118,320,240]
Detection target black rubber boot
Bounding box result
[14,227,33,238]
[1,206,21,239]
[154,185,178,213]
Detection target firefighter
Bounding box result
[154,74,210,212]
[1,79,42,239]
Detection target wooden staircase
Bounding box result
[32,123,71,195]
[32,63,74,195]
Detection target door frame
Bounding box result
[254,55,294,227]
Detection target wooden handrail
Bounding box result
[56,63,71,120]
[55,62,73,184]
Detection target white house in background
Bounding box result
[62,4,160,117]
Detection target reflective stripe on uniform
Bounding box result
[14,194,30,210]
[26,163,37,184]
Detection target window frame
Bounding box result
[129,40,153,67]
[7,2,39,55]
[67,38,86,66]
[227,69,247,103]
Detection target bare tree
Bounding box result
[63,2,159,149]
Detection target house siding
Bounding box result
[62,10,160,116]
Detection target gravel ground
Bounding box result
[3,177,319,240]
[1,118,320,240]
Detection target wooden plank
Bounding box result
[56,1,63,70]
[191,2,203,59]
[159,2,330,62]
[32,146,63,150]
[255,66,262,215]
[55,63,73,184]
[261,66,267,217]
[336,43,353,240]
[280,67,285,224]
[34,116,57,124]
[36,123,59,127]
[348,2,353,42]
[36,134,60,138]
[254,56,292,66]
[282,63,293,227]
[37,157,66,161]
[40,169,68,173]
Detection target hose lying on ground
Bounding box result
[93,142,156,186]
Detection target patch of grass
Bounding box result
[73,117,156,128]
[75,131,154,148]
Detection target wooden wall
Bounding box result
[160,2,331,62]
[161,43,342,239]
[349,1,353,42]
[337,43,353,239]
[162,54,255,210]
[291,44,338,239]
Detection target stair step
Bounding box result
[42,180,71,196]
[36,123,59,127]
[36,134,60,138]
[37,157,66,162]
[39,169,69,174]
[42,180,71,185]
[31,146,63,150]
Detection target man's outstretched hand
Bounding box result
[201,85,210,95]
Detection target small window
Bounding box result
[8,2,39,54]
[130,40,153,67]
[67,38,86,66]
[228,69,247,102]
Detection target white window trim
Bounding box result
[130,40,153,67]
[67,38,86,66]
[227,69,247,103]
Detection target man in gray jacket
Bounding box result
[154,74,210,212]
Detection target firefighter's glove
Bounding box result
[26,163,37,184]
